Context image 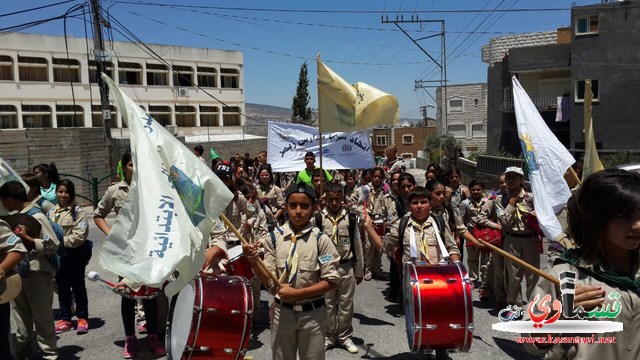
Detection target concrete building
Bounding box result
[0,33,245,135]
[435,83,488,156]
[371,125,436,158]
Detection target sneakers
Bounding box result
[137,321,147,334]
[55,319,73,334]
[76,318,89,334]
[363,271,372,281]
[123,335,137,359]
[325,337,335,351]
[147,334,166,356]
[341,339,358,354]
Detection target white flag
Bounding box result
[100,74,233,296]
[512,76,575,240]
[0,157,30,216]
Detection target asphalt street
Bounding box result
[16,208,542,360]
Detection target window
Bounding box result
[0,105,18,129]
[472,124,487,138]
[197,67,217,88]
[148,105,171,126]
[22,105,52,128]
[447,124,466,139]
[52,58,80,83]
[402,134,414,144]
[200,105,219,126]
[175,105,196,127]
[88,61,113,83]
[576,15,598,35]
[18,56,48,82]
[448,98,464,113]
[0,56,14,81]
[223,106,241,126]
[118,62,142,85]
[146,63,168,86]
[56,105,84,127]
[376,135,387,147]
[220,68,239,89]
[173,65,193,86]
[91,105,117,127]
[575,80,599,102]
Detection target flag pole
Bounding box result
[478,239,560,285]
[316,54,325,196]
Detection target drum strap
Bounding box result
[430,217,451,262]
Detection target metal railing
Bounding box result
[60,172,116,208]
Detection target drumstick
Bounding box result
[220,214,282,288]
[477,239,560,285]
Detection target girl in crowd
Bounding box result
[33,163,60,205]
[256,164,285,230]
[388,172,416,302]
[525,169,640,359]
[446,165,470,216]
[21,173,55,214]
[50,179,90,334]
[426,179,458,251]
[459,180,491,295]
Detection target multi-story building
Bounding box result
[371,125,436,158]
[0,33,244,135]
[435,83,488,156]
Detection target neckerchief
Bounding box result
[561,249,640,293]
[324,209,345,247]
[409,218,433,263]
[280,234,299,285]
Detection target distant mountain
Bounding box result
[245,103,292,124]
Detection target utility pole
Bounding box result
[90,0,114,175]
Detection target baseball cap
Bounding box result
[285,182,317,203]
[504,166,524,176]
[215,164,233,178]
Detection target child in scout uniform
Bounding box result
[243,183,340,360]
[317,183,364,354]
[256,164,285,229]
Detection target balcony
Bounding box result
[500,96,559,112]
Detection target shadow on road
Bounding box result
[354,312,395,326]
[58,344,84,359]
[492,337,542,359]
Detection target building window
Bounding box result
[447,124,466,139]
[197,67,217,88]
[448,98,464,113]
[576,15,598,35]
[575,80,599,103]
[56,105,84,127]
[91,105,117,128]
[200,105,219,126]
[402,134,414,144]
[22,105,52,128]
[88,61,113,84]
[52,58,80,83]
[148,105,171,126]
[472,124,487,138]
[223,106,241,126]
[118,62,142,85]
[146,63,169,86]
[173,65,193,86]
[0,56,14,81]
[376,135,387,147]
[220,68,239,89]
[175,105,196,127]
[18,56,48,82]
[0,105,18,129]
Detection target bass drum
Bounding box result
[403,262,473,352]
[166,273,253,359]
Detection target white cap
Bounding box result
[504,166,524,176]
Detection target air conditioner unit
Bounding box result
[177,88,189,97]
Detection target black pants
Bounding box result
[121,297,158,337]
[1,302,13,360]
[389,257,401,297]
[56,247,89,320]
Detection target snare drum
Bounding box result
[223,246,255,280]
[403,262,473,352]
[166,273,253,359]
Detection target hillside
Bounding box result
[245,103,291,124]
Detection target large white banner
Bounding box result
[267,121,375,172]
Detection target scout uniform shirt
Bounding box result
[499,188,536,235]
[476,193,506,231]
[209,193,263,252]
[353,184,397,224]
[49,205,88,248]
[257,183,285,227]
[459,196,487,231]
[94,181,129,218]
[384,216,460,264]
[19,202,59,274]
[0,219,27,268]
[318,208,364,278]
[263,222,340,303]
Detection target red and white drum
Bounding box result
[223,246,256,280]
[403,262,474,352]
[166,273,253,359]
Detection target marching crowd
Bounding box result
[0,144,639,360]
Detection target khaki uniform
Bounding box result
[383,215,460,264]
[450,185,469,217]
[13,203,60,360]
[459,197,491,284]
[477,195,508,303]
[523,256,640,359]
[318,208,364,344]
[264,222,340,360]
[257,183,285,228]
[49,204,88,248]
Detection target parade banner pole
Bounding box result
[478,239,560,285]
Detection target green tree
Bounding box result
[424,133,459,164]
[291,62,313,125]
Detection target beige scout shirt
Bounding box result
[94,181,129,218]
[500,188,536,234]
[523,257,640,359]
[49,204,88,248]
[351,184,398,224]
[318,208,364,278]
[476,195,506,230]
[263,222,340,303]
[19,203,59,274]
[209,193,263,252]
[383,215,460,264]
[0,219,27,265]
[257,183,285,225]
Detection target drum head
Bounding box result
[403,262,417,351]
[169,282,196,360]
[226,245,243,261]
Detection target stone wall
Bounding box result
[482,31,557,65]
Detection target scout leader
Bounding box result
[243,183,340,360]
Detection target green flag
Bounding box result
[209,148,222,161]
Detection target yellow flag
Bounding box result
[582,79,604,180]
[317,55,399,132]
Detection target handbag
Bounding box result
[472,226,503,253]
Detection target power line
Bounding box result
[0,0,78,19]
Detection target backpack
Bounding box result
[26,206,65,272]
[314,211,358,261]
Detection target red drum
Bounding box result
[127,285,162,299]
[403,262,473,352]
[373,221,386,236]
[223,246,255,280]
[166,273,253,359]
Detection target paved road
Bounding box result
[19,208,542,359]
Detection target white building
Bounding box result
[0,33,244,134]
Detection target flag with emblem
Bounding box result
[512,76,575,240]
[100,74,234,296]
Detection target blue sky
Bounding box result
[3,0,596,119]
